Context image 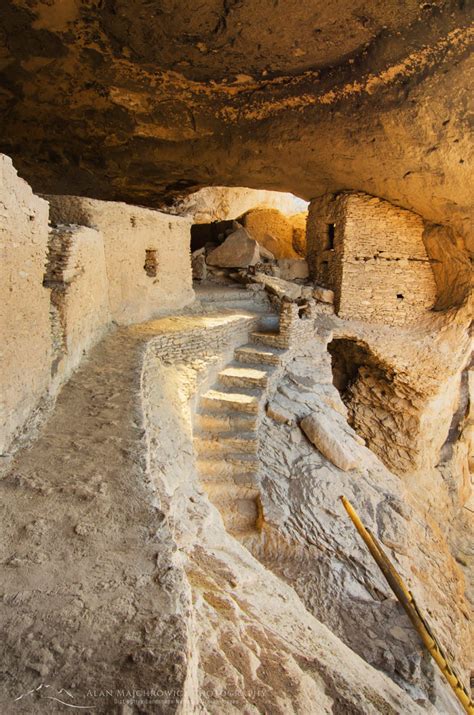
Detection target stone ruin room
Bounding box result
[0,1,473,714]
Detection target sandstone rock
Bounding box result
[258,244,276,261]
[243,208,300,259]
[192,248,207,280]
[206,227,259,267]
[300,412,361,471]
[313,286,335,304]
[267,400,293,424]
[290,212,308,256]
[250,272,302,301]
[277,258,309,280]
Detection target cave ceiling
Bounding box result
[0,0,472,239]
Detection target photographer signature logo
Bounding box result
[14,683,94,709]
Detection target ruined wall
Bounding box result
[307,193,438,325]
[43,225,111,386]
[0,155,52,453]
[47,195,194,325]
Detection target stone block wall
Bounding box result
[0,155,52,453]
[47,195,194,325]
[307,192,437,325]
[43,225,111,386]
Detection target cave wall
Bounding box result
[170,186,309,224]
[307,193,438,324]
[0,155,52,454]
[242,208,306,259]
[47,195,194,325]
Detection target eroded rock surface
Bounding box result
[0,1,472,244]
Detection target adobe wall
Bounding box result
[307,193,438,325]
[47,195,194,325]
[0,155,52,453]
[43,225,111,387]
[1,156,195,454]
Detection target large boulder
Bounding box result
[242,208,301,259]
[278,258,309,280]
[191,247,207,280]
[300,412,361,471]
[206,227,260,268]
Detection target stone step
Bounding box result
[200,470,257,486]
[195,411,258,433]
[251,331,285,349]
[228,527,261,541]
[200,389,260,414]
[204,483,259,500]
[220,498,260,531]
[235,344,285,367]
[195,431,258,455]
[217,365,273,390]
[196,453,259,476]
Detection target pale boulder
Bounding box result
[300,412,361,471]
[278,258,309,280]
[206,227,260,268]
[313,286,335,304]
[192,248,207,280]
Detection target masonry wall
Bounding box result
[47,196,194,325]
[44,225,111,386]
[307,192,437,325]
[0,155,52,452]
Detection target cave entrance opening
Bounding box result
[327,338,383,398]
[188,189,310,287]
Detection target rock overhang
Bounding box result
[0,0,472,244]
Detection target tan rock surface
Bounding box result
[206,227,260,268]
[243,208,301,259]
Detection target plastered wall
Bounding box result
[47,195,194,325]
[43,225,111,387]
[307,192,438,325]
[1,155,195,453]
[0,155,52,453]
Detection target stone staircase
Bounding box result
[194,314,288,539]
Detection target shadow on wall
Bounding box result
[326,337,422,474]
[328,338,395,397]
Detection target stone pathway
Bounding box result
[193,313,288,538]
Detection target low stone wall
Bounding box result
[144,313,260,366]
[47,194,194,325]
[0,155,52,453]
